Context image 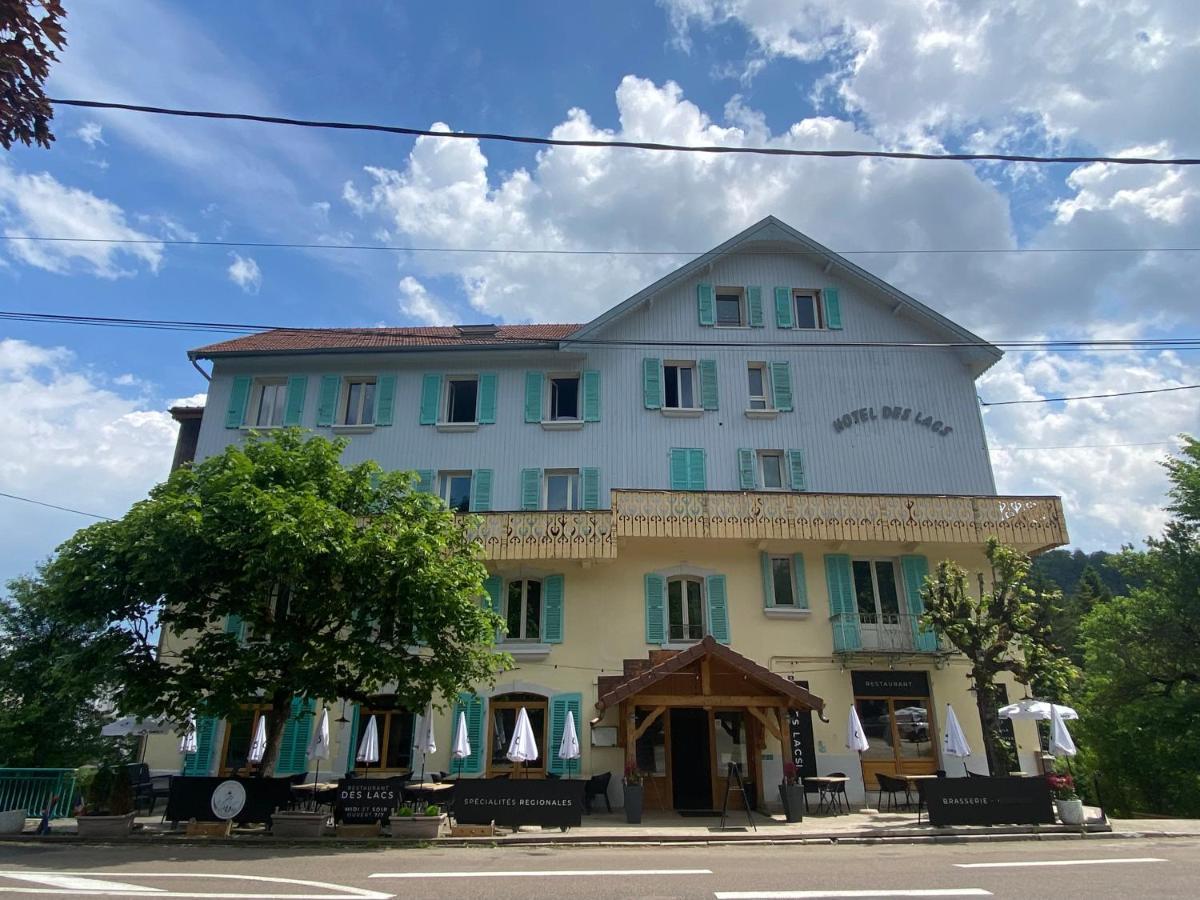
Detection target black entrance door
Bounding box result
[670,708,712,809]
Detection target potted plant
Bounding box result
[0,808,27,835]
[270,808,329,838]
[1048,771,1084,825]
[388,803,445,840]
[778,762,804,822]
[76,765,135,838]
[622,763,644,824]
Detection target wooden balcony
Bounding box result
[610,490,1068,553]
[463,510,616,560]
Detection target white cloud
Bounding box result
[398,276,453,326]
[169,392,207,408]
[227,253,262,294]
[75,121,105,148]
[0,339,179,587]
[0,161,163,278]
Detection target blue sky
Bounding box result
[2,0,1198,586]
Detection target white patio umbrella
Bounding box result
[941,704,972,774]
[416,703,437,781]
[356,715,380,766]
[997,698,1079,721]
[1049,703,1077,758]
[846,705,870,753]
[506,707,539,777]
[305,706,330,796]
[178,713,198,755]
[557,709,581,778]
[247,715,268,765]
[101,715,170,737]
[451,711,471,780]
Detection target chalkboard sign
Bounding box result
[336,779,400,825]
[454,778,585,828]
[787,679,818,779]
[924,776,1053,826]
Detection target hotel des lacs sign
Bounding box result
[833,404,954,437]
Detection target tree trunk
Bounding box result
[973,672,1009,775]
[259,691,293,777]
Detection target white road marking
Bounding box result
[714,892,992,899]
[955,857,1166,869]
[0,880,161,895]
[370,868,712,879]
[0,873,391,900]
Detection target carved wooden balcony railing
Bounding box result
[463,510,616,560]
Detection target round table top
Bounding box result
[805,775,849,784]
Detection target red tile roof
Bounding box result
[191,324,582,357]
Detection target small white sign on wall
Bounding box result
[590,725,618,747]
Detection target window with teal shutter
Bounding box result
[543,574,564,643]
[524,372,543,423]
[275,697,315,775]
[697,283,715,325]
[792,554,809,609]
[687,448,706,490]
[769,362,793,412]
[582,370,601,422]
[787,449,808,491]
[283,376,308,426]
[182,716,218,775]
[644,573,665,644]
[669,448,688,490]
[698,359,719,410]
[747,286,764,327]
[705,575,730,643]
[225,376,251,428]
[224,614,244,643]
[520,468,541,510]
[670,448,706,490]
[824,287,843,330]
[316,375,340,426]
[581,467,600,510]
[900,555,937,651]
[374,374,396,426]
[738,448,757,490]
[470,469,493,512]
[414,469,434,494]
[761,552,775,608]
[419,374,441,425]
[547,692,582,775]
[453,693,485,774]
[774,287,794,328]
[825,554,861,651]
[477,373,497,424]
[483,574,503,618]
[642,358,662,409]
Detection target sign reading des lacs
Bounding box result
[336,779,399,825]
[833,405,953,437]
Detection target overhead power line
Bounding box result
[0,490,114,521]
[48,98,1200,167]
[981,384,1200,406]
[991,440,1179,451]
[4,234,1200,257]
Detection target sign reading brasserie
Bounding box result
[833,405,953,437]
[454,778,585,828]
[924,776,1054,826]
[335,778,399,825]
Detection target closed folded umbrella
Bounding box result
[179,713,198,754]
[846,705,870,753]
[506,707,539,776]
[356,715,380,765]
[416,703,437,781]
[1049,703,1077,758]
[942,704,972,773]
[451,711,471,779]
[101,715,169,737]
[997,698,1078,721]
[247,715,268,764]
[307,707,331,762]
[557,709,581,778]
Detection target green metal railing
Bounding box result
[0,768,78,818]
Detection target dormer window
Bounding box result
[794,291,823,330]
[715,288,745,327]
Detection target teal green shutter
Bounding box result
[787,449,808,491]
[543,574,564,643]
[642,358,662,409]
[548,692,582,775]
[738,448,757,490]
[224,614,244,642]
[824,287,842,330]
[454,693,485,775]
[276,697,315,775]
[669,448,689,490]
[225,376,251,428]
[317,375,340,426]
[374,374,396,426]
[581,467,600,510]
[524,372,543,423]
[760,552,775,608]
[825,554,861,651]
[901,555,937,651]
[283,376,308,426]
[344,705,361,772]
[774,287,794,328]
[697,282,715,326]
[520,468,542,510]
[769,362,793,411]
[419,374,440,425]
[706,574,730,644]
[747,286,764,327]
[483,575,503,616]
[793,554,809,609]
[688,448,707,490]
[182,716,218,775]
[470,469,493,512]
[644,574,665,644]
[477,373,497,424]
[698,359,719,410]
[414,469,434,494]
[582,370,601,422]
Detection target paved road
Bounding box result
[0,837,1196,899]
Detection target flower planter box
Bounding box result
[1055,798,1085,825]
[388,814,445,840]
[0,810,27,835]
[778,784,805,823]
[623,784,644,824]
[76,813,135,838]
[270,811,328,838]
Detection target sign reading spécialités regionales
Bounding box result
[833,405,954,437]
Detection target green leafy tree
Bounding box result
[1078,436,1200,816]
[48,429,505,775]
[921,539,1079,774]
[1,0,67,149]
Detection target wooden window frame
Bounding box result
[666,575,706,643]
[851,558,903,625]
[486,695,550,776]
[354,707,416,773]
[504,578,544,642]
[217,704,270,777]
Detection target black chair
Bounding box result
[875,773,911,811]
[821,772,850,815]
[584,772,612,813]
[124,763,156,815]
[915,779,932,823]
[965,768,986,778]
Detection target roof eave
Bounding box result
[189,340,567,361]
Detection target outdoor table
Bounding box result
[291,781,340,807]
[804,776,849,816]
[403,782,456,805]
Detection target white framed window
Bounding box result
[667,575,705,642]
[747,364,769,410]
[715,287,745,327]
[445,376,479,424]
[770,556,797,607]
[544,469,580,511]
[247,378,287,427]
[505,579,542,641]
[758,450,785,490]
[341,377,376,426]
[548,375,580,421]
[438,470,472,513]
[794,291,823,330]
[663,361,697,409]
[851,559,902,625]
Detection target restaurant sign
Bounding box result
[924,776,1054,826]
[786,678,818,780]
[335,778,399,825]
[851,670,930,699]
[833,404,954,437]
[454,778,585,828]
